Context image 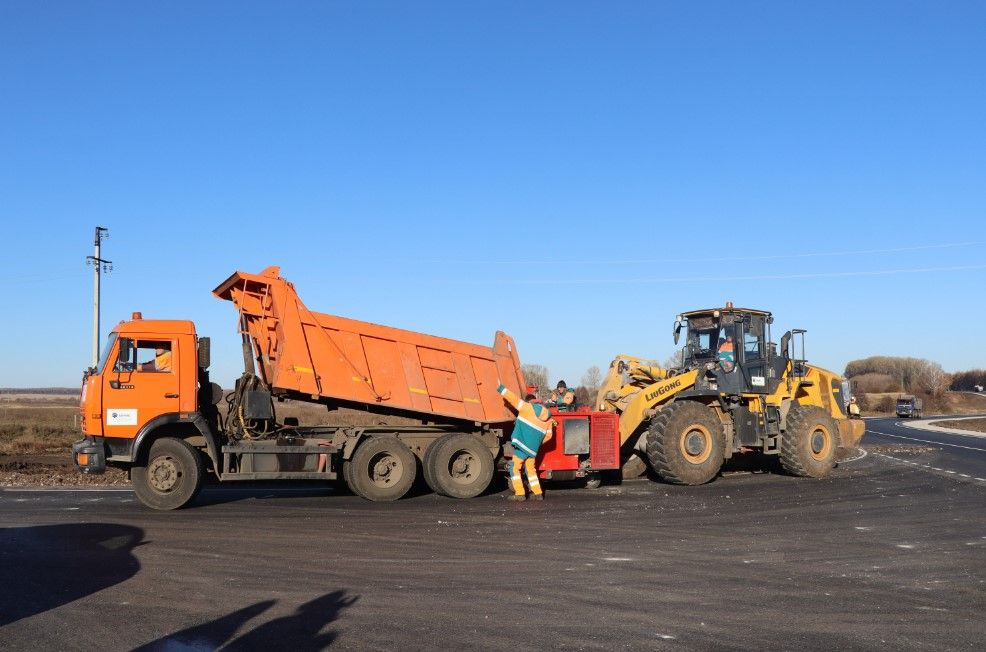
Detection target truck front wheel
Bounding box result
[131,437,204,510]
[344,436,417,501]
[646,401,725,485]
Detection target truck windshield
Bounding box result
[96,333,118,373]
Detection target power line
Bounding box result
[451,263,986,286]
[414,240,986,265]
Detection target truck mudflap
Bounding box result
[72,437,107,474]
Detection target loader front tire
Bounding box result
[423,433,495,499]
[131,437,204,511]
[646,401,724,485]
[779,405,839,478]
[345,436,417,501]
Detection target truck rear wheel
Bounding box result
[646,401,724,485]
[344,436,417,501]
[131,437,204,510]
[423,433,495,498]
[779,405,840,478]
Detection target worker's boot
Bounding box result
[507,493,527,502]
[529,493,544,501]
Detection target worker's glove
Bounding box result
[497,383,506,393]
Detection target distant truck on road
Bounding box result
[896,395,923,418]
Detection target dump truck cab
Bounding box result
[75,315,220,478]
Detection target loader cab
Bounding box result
[675,305,781,395]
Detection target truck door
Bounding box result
[102,337,180,440]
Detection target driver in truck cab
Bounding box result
[497,383,555,501]
[139,346,172,372]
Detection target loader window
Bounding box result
[689,329,718,357]
[743,318,765,360]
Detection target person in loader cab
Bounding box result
[717,334,735,372]
[497,383,555,501]
[139,346,172,372]
[547,380,577,412]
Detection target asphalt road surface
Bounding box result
[2,420,984,651]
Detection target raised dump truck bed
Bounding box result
[213,266,525,425]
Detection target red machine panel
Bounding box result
[535,408,621,479]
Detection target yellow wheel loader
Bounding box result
[597,304,865,485]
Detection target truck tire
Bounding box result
[646,401,724,485]
[779,405,840,478]
[423,433,495,498]
[344,436,417,501]
[131,437,204,510]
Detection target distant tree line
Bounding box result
[844,356,949,397]
[950,369,986,392]
[0,387,78,395]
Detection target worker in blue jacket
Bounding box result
[498,383,555,501]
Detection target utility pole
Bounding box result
[86,226,112,367]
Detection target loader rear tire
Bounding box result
[131,437,204,510]
[344,436,417,501]
[646,401,724,485]
[779,405,839,478]
[423,433,495,499]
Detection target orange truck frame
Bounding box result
[74,267,527,509]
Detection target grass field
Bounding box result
[931,417,986,433]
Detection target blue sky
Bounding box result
[2,1,984,388]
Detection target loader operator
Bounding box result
[546,380,577,412]
[498,383,555,501]
[717,334,735,372]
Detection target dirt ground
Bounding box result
[931,417,986,433]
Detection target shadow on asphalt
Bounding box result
[0,522,144,626]
[134,590,359,651]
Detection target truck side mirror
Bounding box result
[673,321,682,345]
[116,338,133,368]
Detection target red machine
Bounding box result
[535,408,621,484]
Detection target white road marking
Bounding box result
[603,557,633,562]
[869,452,986,485]
[867,429,986,452]
[840,447,869,463]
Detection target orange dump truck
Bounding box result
[74,266,526,509]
